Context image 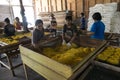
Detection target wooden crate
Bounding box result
[19,36,107,80]
[94,42,120,73]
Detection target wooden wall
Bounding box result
[83,0,120,18]
[34,0,120,19]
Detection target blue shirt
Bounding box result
[90,21,105,40]
[80,17,86,30]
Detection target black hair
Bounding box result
[15,17,19,20]
[81,12,84,16]
[65,16,72,21]
[92,12,102,20]
[4,18,10,23]
[51,20,57,24]
[35,19,43,26]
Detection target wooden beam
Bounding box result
[50,0,52,12]
[82,0,85,12]
[47,0,50,12]
[61,0,63,11]
[75,0,77,18]
[32,0,36,19]
[65,0,68,10]
[70,3,72,10]
[40,0,42,12]
[55,0,57,11]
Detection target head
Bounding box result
[15,17,20,22]
[92,12,102,21]
[4,18,10,24]
[80,12,84,17]
[35,19,43,30]
[51,21,57,26]
[65,16,72,25]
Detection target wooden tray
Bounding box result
[19,35,107,80]
[94,42,120,72]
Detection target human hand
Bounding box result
[66,42,71,47]
[62,40,66,45]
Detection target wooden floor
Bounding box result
[0,55,46,80]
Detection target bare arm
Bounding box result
[86,31,94,36]
[69,32,77,43]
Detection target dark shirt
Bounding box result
[80,17,86,30]
[63,23,77,37]
[32,28,44,44]
[4,24,15,36]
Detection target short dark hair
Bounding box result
[4,18,10,23]
[65,16,72,21]
[81,12,84,16]
[35,19,43,26]
[92,12,102,20]
[51,21,57,24]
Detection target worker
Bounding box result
[62,16,78,47]
[4,18,15,37]
[80,12,87,31]
[46,20,57,37]
[49,13,56,22]
[32,19,44,49]
[13,17,22,30]
[88,12,105,40]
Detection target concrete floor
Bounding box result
[0,55,46,80]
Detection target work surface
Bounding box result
[0,55,46,80]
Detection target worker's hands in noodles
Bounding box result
[62,40,66,45]
[66,42,71,47]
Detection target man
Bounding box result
[32,19,44,49]
[62,16,78,47]
[4,18,15,37]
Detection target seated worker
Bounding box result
[46,20,57,37]
[13,17,22,30]
[4,18,15,37]
[32,19,44,49]
[62,16,78,47]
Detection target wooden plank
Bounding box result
[40,0,42,12]
[65,0,68,10]
[94,61,120,72]
[47,0,50,12]
[21,54,67,80]
[55,0,57,11]
[89,0,96,7]
[57,0,62,11]
[96,0,104,4]
[19,45,72,78]
[103,0,112,3]
[62,0,66,10]
[111,0,117,2]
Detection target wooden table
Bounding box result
[19,36,107,80]
[0,42,22,76]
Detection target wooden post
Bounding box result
[47,0,50,12]
[40,0,42,12]
[75,0,77,18]
[32,0,36,20]
[70,3,72,10]
[61,0,63,11]
[7,56,15,76]
[55,0,57,11]
[23,64,29,80]
[82,0,85,12]
[50,0,52,12]
[65,0,68,10]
